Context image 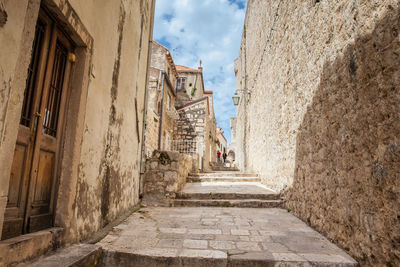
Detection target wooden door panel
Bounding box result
[2,125,32,239]
[39,135,57,151]
[6,143,28,208]
[2,10,74,239]
[1,219,24,240]
[24,28,72,234]
[32,150,54,207]
[1,11,53,240]
[2,143,28,240]
[28,214,52,233]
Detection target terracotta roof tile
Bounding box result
[176,65,201,72]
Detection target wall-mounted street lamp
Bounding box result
[232,89,250,106]
[232,91,240,106]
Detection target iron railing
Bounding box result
[171,139,202,154]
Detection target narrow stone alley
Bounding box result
[25,171,357,266]
[1,0,398,266]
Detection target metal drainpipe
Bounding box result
[139,0,156,197]
[158,71,166,150]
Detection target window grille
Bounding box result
[171,139,202,154]
[176,77,186,91]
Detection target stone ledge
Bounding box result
[20,244,102,267]
[0,227,63,266]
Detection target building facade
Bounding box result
[0,0,155,247]
[216,127,227,155]
[174,64,217,171]
[144,41,179,157]
[227,117,237,163]
[233,1,400,266]
[175,64,205,106]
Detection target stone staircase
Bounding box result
[172,172,284,208]
[209,162,239,172]
[23,171,358,267]
[186,172,259,182]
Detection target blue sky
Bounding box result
[153,0,247,145]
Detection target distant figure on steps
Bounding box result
[223,152,227,163]
[217,151,221,163]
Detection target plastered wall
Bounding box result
[68,0,154,241]
[0,0,155,243]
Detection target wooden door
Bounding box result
[2,10,73,240]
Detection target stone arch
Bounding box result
[227,150,235,162]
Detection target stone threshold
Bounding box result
[0,227,63,266]
[18,244,102,267]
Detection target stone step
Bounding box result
[189,172,258,177]
[102,250,358,267]
[172,199,284,208]
[18,244,102,267]
[176,192,280,200]
[187,176,261,182]
[210,167,240,171]
[178,182,278,201]
[176,191,280,200]
[98,207,358,267]
[0,227,63,266]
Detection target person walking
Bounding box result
[217,151,221,163]
[223,152,227,163]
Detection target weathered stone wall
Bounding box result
[228,117,237,163]
[206,93,217,164]
[160,83,177,150]
[0,0,155,243]
[145,67,161,156]
[142,151,194,205]
[234,1,400,265]
[150,42,166,70]
[175,98,216,170]
[70,0,154,242]
[175,69,204,105]
[175,99,207,142]
[145,41,178,154]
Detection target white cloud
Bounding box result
[154,0,247,144]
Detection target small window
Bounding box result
[189,83,192,87]
[166,94,171,110]
[176,77,186,91]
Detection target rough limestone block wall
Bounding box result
[237,0,400,265]
[175,100,207,142]
[143,151,193,205]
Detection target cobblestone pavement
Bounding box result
[99,207,357,266]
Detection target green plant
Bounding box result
[191,87,197,97]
